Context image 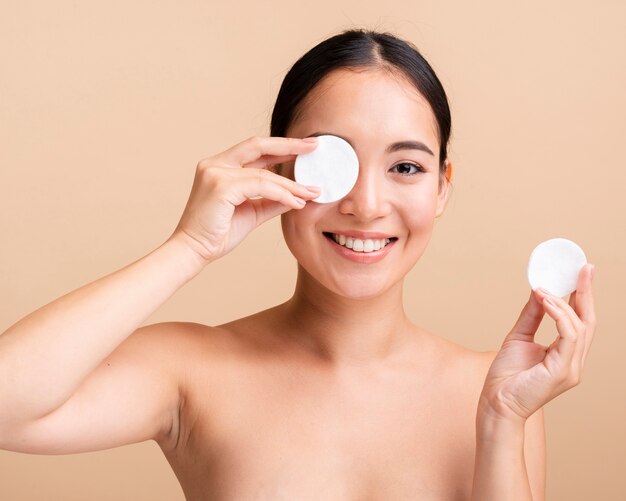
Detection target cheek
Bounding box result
[281,211,299,244]
[281,203,322,246]
[397,189,439,230]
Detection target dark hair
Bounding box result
[270,28,452,176]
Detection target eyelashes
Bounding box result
[389,162,426,176]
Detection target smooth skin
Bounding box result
[0,68,595,500]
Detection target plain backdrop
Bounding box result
[1,0,624,499]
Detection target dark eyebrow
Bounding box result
[305,131,434,156]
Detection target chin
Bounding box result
[330,281,390,300]
[307,265,400,300]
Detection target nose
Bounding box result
[337,163,392,221]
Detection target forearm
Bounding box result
[0,234,206,426]
[471,412,533,501]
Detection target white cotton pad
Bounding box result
[527,238,588,297]
[294,134,359,203]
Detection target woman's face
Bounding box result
[280,68,451,299]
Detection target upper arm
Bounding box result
[524,406,546,501]
[1,322,183,455]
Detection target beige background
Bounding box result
[1,0,624,498]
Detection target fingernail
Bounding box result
[537,287,552,295]
[294,197,306,206]
[306,185,321,192]
[302,137,318,143]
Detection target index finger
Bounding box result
[218,136,318,168]
[568,263,596,327]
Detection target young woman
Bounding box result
[0,29,596,500]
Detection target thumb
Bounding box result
[504,289,546,343]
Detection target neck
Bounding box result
[278,265,416,368]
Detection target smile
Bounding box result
[322,232,398,264]
[323,232,396,253]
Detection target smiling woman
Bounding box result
[0,27,597,501]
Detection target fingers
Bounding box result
[248,197,297,225]
[226,171,318,210]
[570,264,596,328]
[250,167,321,203]
[535,286,588,384]
[218,135,319,168]
[540,292,580,364]
[206,165,319,207]
[200,136,322,203]
[571,263,597,366]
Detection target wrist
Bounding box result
[473,411,532,501]
[162,232,211,277]
[476,396,526,445]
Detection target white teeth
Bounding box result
[331,233,392,253]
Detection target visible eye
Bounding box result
[389,162,425,176]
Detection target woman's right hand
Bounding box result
[169,135,321,264]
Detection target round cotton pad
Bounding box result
[294,135,359,203]
[527,238,588,297]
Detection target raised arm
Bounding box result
[0,135,320,454]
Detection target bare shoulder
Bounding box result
[138,320,236,350]
[142,319,264,383]
[130,321,238,398]
[138,313,282,380]
[419,333,499,409]
[428,333,497,377]
[132,321,220,360]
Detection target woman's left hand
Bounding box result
[478,263,597,424]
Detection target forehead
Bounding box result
[289,68,439,151]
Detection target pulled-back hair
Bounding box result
[270,28,452,174]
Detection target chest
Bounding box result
[165,358,481,500]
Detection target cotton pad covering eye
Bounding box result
[294,135,359,203]
[527,238,588,297]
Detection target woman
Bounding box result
[0,29,596,500]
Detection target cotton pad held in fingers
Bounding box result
[294,135,359,203]
[527,238,587,297]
